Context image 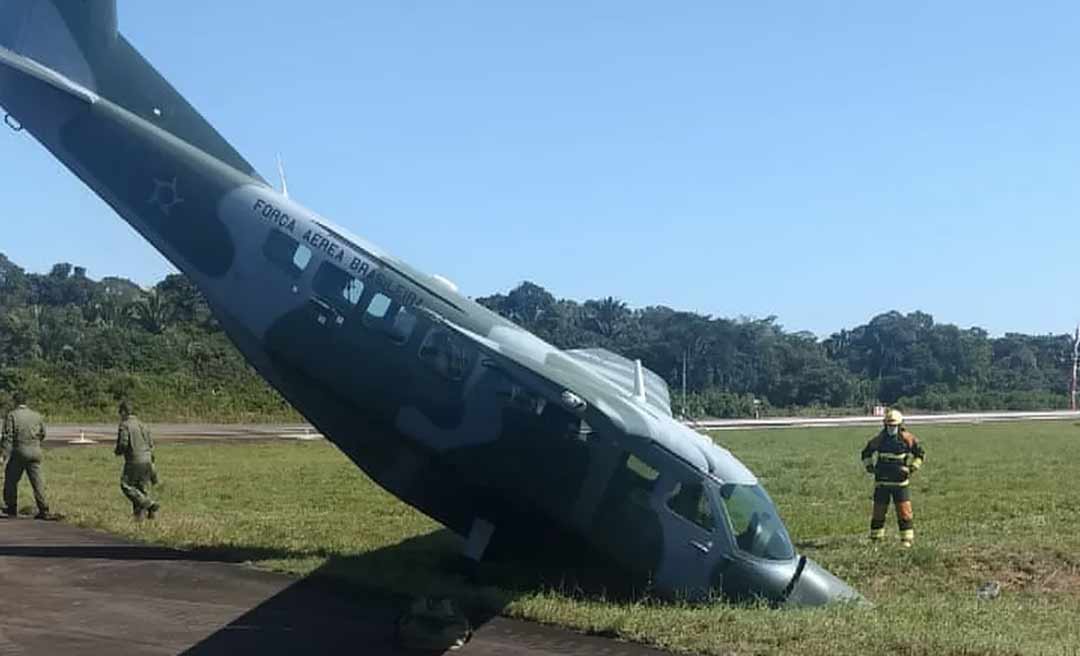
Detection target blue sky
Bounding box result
[3,1,1079,337]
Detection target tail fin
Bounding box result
[0,0,262,181]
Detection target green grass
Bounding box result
[17,421,1080,655]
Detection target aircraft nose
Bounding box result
[783,556,867,607]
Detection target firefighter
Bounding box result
[861,409,925,547]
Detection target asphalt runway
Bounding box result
[0,519,674,656]
[48,424,320,445]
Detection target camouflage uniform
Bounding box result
[114,414,158,519]
[1,404,50,517]
[861,427,925,545]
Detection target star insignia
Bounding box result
[148,177,185,216]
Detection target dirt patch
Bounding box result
[956,546,1080,596]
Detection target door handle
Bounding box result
[689,539,712,554]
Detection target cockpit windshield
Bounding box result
[717,483,795,561]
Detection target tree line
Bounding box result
[1,253,1073,420]
[478,284,1074,417]
[0,255,296,421]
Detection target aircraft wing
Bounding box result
[564,348,672,417]
[422,310,755,483]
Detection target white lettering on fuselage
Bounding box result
[252,198,297,232]
[301,229,346,263]
[366,268,423,308]
[252,197,423,308]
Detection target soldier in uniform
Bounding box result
[0,391,54,519]
[114,400,160,521]
[861,409,925,547]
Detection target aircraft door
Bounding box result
[654,473,728,600]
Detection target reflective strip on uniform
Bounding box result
[862,457,873,467]
[870,528,885,539]
[910,457,923,471]
[877,453,908,461]
[875,479,910,488]
[899,529,914,541]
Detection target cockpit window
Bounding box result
[718,483,795,561]
[666,481,715,531]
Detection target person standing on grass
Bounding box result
[861,408,925,547]
[114,400,160,521]
[0,390,56,520]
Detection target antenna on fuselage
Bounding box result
[276,154,289,199]
[633,359,647,403]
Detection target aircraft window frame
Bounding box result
[665,480,716,532]
[418,329,472,381]
[312,262,365,313]
[262,230,311,279]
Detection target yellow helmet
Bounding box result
[884,409,904,426]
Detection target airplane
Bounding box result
[0,1,860,606]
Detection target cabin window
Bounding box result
[386,306,417,344]
[263,230,311,279]
[366,293,391,319]
[361,296,417,345]
[666,481,715,531]
[592,452,664,564]
[313,263,364,313]
[419,329,471,380]
[608,452,658,510]
[495,377,547,415]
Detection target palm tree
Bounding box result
[584,297,630,340]
[129,290,175,334]
[89,295,126,328]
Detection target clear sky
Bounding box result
[2,1,1078,338]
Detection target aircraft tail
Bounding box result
[0,0,262,180]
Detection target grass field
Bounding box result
[19,421,1080,655]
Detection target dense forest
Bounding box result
[0,253,1074,421]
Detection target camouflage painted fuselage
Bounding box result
[0,0,859,605]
